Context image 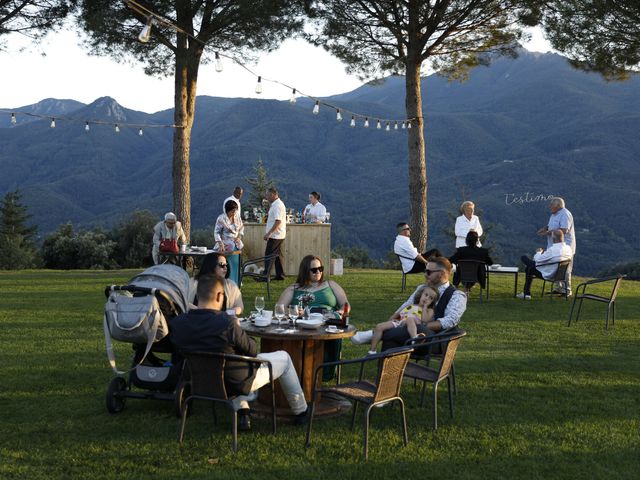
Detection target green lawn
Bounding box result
[1,269,638,479]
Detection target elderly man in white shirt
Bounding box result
[455,201,483,248]
[394,223,436,274]
[517,229,573,299]
[302,191,327,223]
[152,212,186,264]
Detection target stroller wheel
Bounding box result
[106,377,127,413]
[174,380,191,418]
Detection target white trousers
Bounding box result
[232,350,307,414]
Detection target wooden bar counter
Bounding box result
[241,223,331,276]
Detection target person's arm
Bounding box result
[226,281,244,316]
[425,290,466,331]
[263,219,282,241]
[421,307,435,324]
[277,285,295,306]
[213,217,225,250]
[230,318,258,357]
[328,280,348,314]
[475,217,483,238]
[176,223,187,246]
[449,250,460,263]
[389,287,420,320]
[316,204,327,223]
[152,223,161,248]
[454,216,468,238]
[485,250,493,265]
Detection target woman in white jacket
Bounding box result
[454,201,483,248]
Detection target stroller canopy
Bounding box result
[128,264,193,314]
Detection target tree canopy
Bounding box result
[0,0,73,49]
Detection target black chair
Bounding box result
[454,259,488,302]
[396,254,422,292]
[568,274,625,330]
[403,330,466,430]
[239,253,278,300]
[178,351,276,453]
[525,259,571,301]
[305,347,413,462]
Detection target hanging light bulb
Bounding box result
[50,118,56,128]
[11,113,17,125]
[115,124,120,133]
[138,128,144,136]
[364,117,369,128]
[376,120,382,129]
[290,88,297,104]
[350,116,356,127]
[255,76,263,94]
[402,121,406,129]
[336,109,342,122]
[215,52,223,72]
[407,121,412,129]
[85,122,90,132]
[312,101,320,115]
[138,17,153,43]
[394,122,399,130]
[385,122,390,131]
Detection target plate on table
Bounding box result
[297,318,324,329]
[489,264,501,270]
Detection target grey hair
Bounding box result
[549,197,565,208]
[551,229,565,242]
[460,201,475,213]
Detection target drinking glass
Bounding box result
[288,305,298,324]
[254,296,265,316]
[274,304,286,325]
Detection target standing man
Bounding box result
[152,212,186,264]
[263,187,286,280]
[223,186,244,222]
[302,191,327,223]
[537,197,576,295]
[393,222,431,274]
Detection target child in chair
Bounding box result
[367,285,439,355]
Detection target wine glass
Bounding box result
[274,304,285,325]
[288,305,298,325]
[254,296,265,317]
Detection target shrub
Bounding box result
[110,210,157,268]
[41,223,116,269]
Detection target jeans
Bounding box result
[232,351,306,414]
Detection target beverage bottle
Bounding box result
[341,302,350,327]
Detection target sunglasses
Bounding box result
[217,263,228,269]
[310,266,324,274]
[425,269,443,275]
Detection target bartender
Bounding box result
[302,191,327,223]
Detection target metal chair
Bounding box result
[454,259,488,302]
[239,253,278,300]
[396,254,422,292]
[526,259,571,300]
[403,329,466,430]
[568,274,625,329]
[305,347,413,461]
[178,351,277,453]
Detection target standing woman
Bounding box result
[455,201,483,248]
[214,200,244,253]
[197,253,244,316]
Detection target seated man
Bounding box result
[517,229,573,300]
[152,212,186,265]
[394,223,439,274]
[170,275,308,430]
[355,256,466,351]
[449,231,493,290]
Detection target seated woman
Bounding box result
[195,252,244,316]
[449,231,493,291]
[277,255,349,381]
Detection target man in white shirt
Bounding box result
[152,212,186,264]
[262,187,286,280]
[517,229,573,299]
[222,186,243,223]
[303,191,327,223]
[394,223,430,273]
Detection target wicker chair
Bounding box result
[178,351,276,453]
[305,347,413,461]
[568,274,625,329]
[403,329,466,430]
[239,253,278,300]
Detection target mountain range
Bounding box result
[1,49,639,275]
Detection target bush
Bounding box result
[597,261,640,280]
[191,227,215,248]
[332,245,380,268]
[41,223,116,269]
[110,210,157,268]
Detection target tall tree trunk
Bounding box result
[405,60,427,251]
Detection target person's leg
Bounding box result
[406,261,426,274]
[522,264,541,296]
[565,258,573,293]
[254,351,306,414]
[371,320,397,352]
[406,319,418,339]
[273,239,285,278]
[380,324,412,351]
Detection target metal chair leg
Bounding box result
[178,399,190,443]
[433,383,439,431]
[350,401,359,430]
[447,376,454,418]
[305,397,318,447]
[364,405,372,462]
[398,398,408,447]
[232,410,238,453]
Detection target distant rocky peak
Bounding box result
[21,98,85,116]
[89,96,128,121]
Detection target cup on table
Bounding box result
[262,310,273,322]
[180,244,187,253]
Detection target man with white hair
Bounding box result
[152,212,187,264]
[537,197,576,294]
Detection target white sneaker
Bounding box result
[351,330,373,345]
[516,293,532,300]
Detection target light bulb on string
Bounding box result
[289,88,297,104]
[336,109,342,122]
[312,101,320,115]
[215,52,223,72]
[407,121,412,129]
[115,124,120,133]
[402,122,406,129]
[50,118,56,128]
[255,76,263,94]
[350,116,356,127]
[385,122,390,131]
[364,117,369,128]
[394,122,398,130]
[376,120,381,129]
[85,122,90,132]
[138,128,144,136]
[138,17,153,43]
[11,113,17,125]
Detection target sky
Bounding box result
[0,27,552,113]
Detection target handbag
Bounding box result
[159,238,179,253]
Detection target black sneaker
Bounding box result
[238,409,251,431]
[293,407,310,426]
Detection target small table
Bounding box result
[486,266,520,298]
[240,320,355,417]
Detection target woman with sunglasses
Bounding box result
[277,255,349,380]
[196,252,244,316]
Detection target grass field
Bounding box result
[1,269,639,479]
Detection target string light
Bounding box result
[138,128,144,136]
[138,17,153,43]
[336,109,342,122]
[85,122,90,132]
[11,113,16,125]
[115,124,120,133]
[350,116,355,127]
[364,118,369,128]
[385,122,390,131]
[376,120,381,129]
[394,122,398,130]
[50,118,56,128]
[402,122,406,129]
[214,52,223,72]
[255,76,263,94]
[407,121,412,129]
[289,88,297,104]
[312,101,320,115]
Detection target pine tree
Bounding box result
[245,158,276,212]
[0,189,38,269]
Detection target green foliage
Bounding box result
[109,209,156,268]
[0,0,72,50]
[244,158,275,211]
[190,227,215,248]
[598,262,640,281]
[0,189,38,269]
[41,223,117,269]
[332,245,379,268]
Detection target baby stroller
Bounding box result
[103,264,193,415]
